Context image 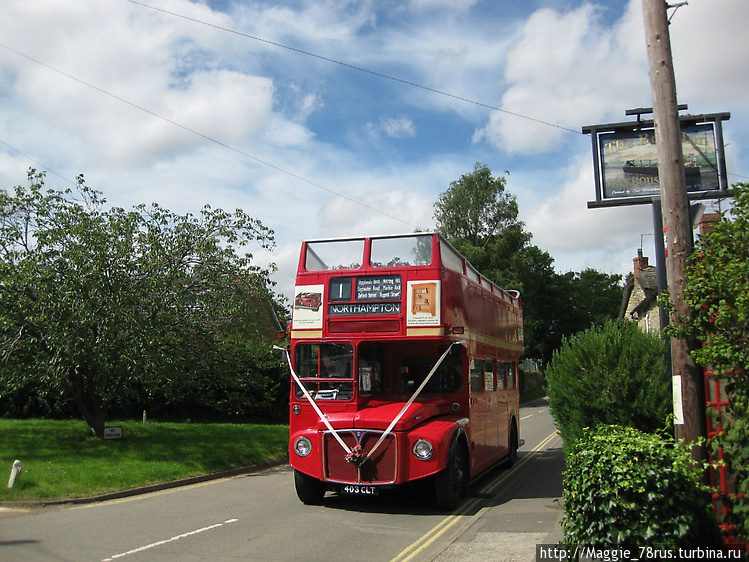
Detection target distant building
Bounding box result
[620,212,722,334]
[620,250,660,334]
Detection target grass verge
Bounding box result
[0,419,289,503]
[520,385,547,404]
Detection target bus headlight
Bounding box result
[294,436,312,457]
[412,439,433,460]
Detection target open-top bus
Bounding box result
[284,232,523,509]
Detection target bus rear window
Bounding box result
[370,235,432,268]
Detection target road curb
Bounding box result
[0,457,290,509]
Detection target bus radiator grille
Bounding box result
[323,432,397,484]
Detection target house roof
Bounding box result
[619,266,659,319]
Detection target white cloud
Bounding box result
[1,0,279,168]
[1,0,747,301]
[669,0,749,110]
[383,117,416,138]
[367,116,416,139]
[521,153,655,275]
[409,0,479,12]
[475,2,649,153]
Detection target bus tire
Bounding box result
[294,469,326,505]
[506,423,518,467]
[435,438,468,511]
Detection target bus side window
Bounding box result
[470,359,484,392]
[440,357,462,393]
[484,359,495,391]
[498,362,510,390]
[507,364,516,389]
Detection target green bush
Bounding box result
[546,319,670,445]
[562,425,720,548]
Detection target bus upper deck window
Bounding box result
[305,240,364,271]
[370,235,432,268]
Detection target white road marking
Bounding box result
[102,519,238,560]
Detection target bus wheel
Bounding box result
[435,440,468,511]
[294,469,326,505]
[506,424,518,467]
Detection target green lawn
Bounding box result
[0,419,289,503]
[2,391,545,503]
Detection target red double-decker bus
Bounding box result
[284,232,523,509]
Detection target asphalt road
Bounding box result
[0,398,563,561]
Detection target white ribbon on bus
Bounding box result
[276,342,456,462]
[275,345,352,455]
[365,342,456,459]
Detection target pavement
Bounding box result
[432,497,564,562]
[432,437,566,562]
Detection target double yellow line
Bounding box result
[390,430,559,562]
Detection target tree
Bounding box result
[433,162,530,285]
[434,162,524,249]
[664,183,749,538]
[433,163,622,365]
[0,170,277,436]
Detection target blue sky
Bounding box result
[1,0,747,302]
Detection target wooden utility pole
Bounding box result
[641,0,706,462]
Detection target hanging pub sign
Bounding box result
[599,123,719,198]
[583,111,731,208]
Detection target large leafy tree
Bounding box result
[434,162,525,249]
[0,170,277,436]
[433,162,530,279]
[434,163,622,365]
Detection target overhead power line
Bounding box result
[0,43,421,230]
[125,0,580,135]
[0,139,74,185]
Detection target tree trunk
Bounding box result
[69,366,108,438]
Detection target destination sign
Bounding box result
[328,302,401,316]
[356,275,402,301]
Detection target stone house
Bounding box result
[620,249,661,333]
[619,212,722,334]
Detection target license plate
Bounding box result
[341,485,379,496]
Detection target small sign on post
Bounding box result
[103,427,123,440]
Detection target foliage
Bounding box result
[523,263,623,364]
[662,183,749,538]
[546,319,670,445]
[0,418,288,501]
[433,162,524,248]
[562,425,720,548]
[433,163,622,365]
[0,170,283,435]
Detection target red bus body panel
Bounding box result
[288,233,523,493]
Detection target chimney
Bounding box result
[633,249,649,284]
[699,212,721,235]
